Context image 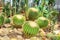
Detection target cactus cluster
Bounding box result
[0,7,50,37]
[11,8,49,36]
[23,21,39,36]
[0,0,58,39]
[0,5,57,38]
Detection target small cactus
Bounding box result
[52,35,60,40]
[46,33,54,38]
[23,21,39,36]
[36,17,49,28]
[5,18,10,23]
[28,8,40,20]
[12,15,26,27]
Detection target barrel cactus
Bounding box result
[46,33,54,38]
[36,17,49,28]
[0,15,4,26]
[5,18,11,23]
[52,35,60,40]
[23,21,39,36]
[28,8,40,20]
[12,15,26,27]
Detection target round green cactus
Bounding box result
[12,15,26,27]
[36,17,49,28]
[23,21,39,36]
[46,33,54,38]
[0,15,4,26]
[28,8,40,20]
[5,18,10,23]
[52,35,60,40]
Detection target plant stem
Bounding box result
[15,0,16,15]
[25,0,28,20]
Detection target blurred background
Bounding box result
[0,0,60,18]
[0,0,59,9]
[0,0,59,8]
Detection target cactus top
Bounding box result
[38,17,46,20]
[29,21,38,28]
[29,8,39,12]
[13,15,24,19]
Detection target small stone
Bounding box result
[53,30,60,34]
[42,37,48,40]
[0,28,8,36]
[17,35,24,40]
[13,28,22,35]
[10,38,17,40]
[39,29,46,37]
[1,36,10,40]
[9,30,13,33]
[30,37,40,40]
[25,39,30,40]
[0,36,2,40]
[4,24,11,28]
[17,28,23,32]
[0,28,11,35]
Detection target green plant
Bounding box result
[36,17,49,28]
[5,17,10,23]
[12,15,26,27]
[52,35,60,40]
[0,15,4,26]
[34,0,58,31]
[28,8,40,20]
[23,21,39,36]
[12,0,21,14]
[46,33,55,38]
[3,2,11,17]
[48,0,55,6]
